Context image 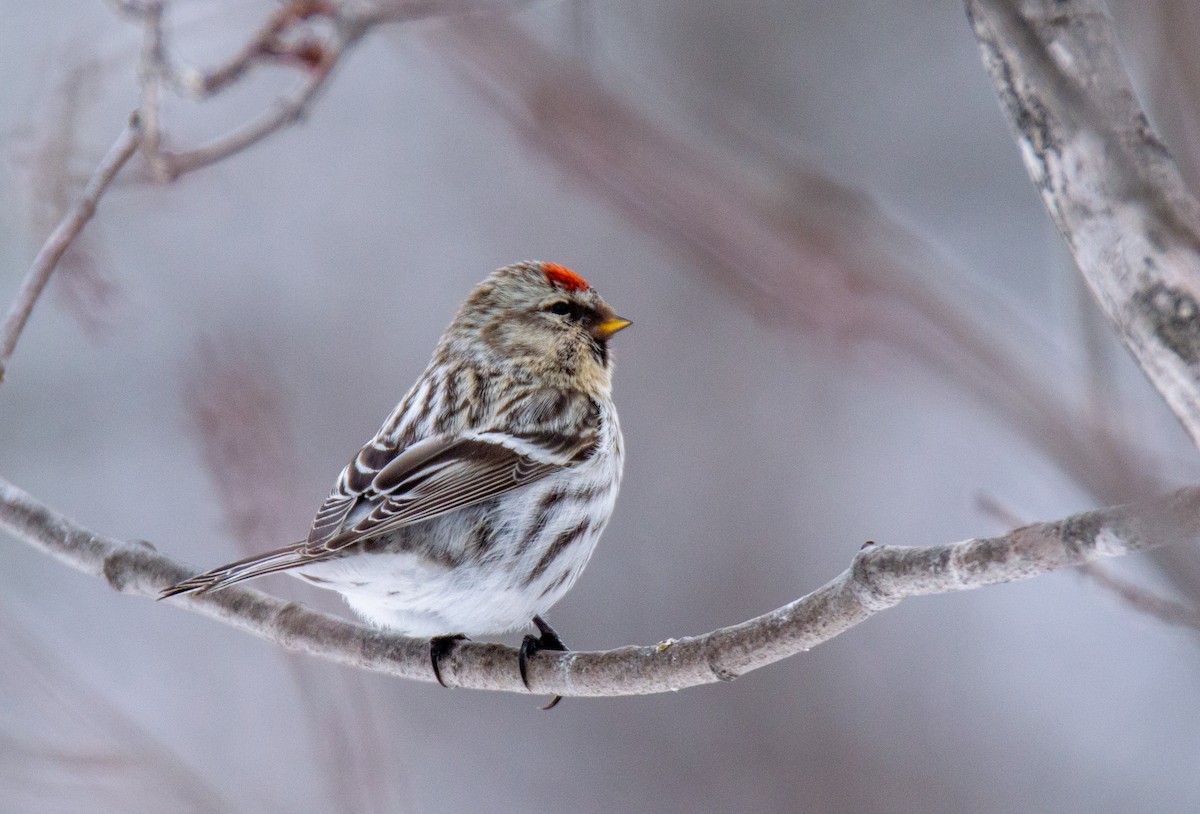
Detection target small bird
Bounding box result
[162,261,630,705]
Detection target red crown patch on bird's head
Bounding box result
[542,262,590,292]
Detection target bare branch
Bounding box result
[978,491,1200,631]
[1,0,531,383]
[119,0,170,178]
[125,0,531,180]
[0,116,142,383]
[152,32,348,180]
[967,0,1200,449]
[3,473,1197,697]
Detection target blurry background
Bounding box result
[3,1,1200,812]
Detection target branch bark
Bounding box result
[3,473,1196,698]
[967,0,1200,449]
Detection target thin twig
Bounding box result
[134,1,169,179]
[344,0,532,27]
[188,0,335,98]
[2,473,1197,698]
[126,0,528,181]
[0,115,143,383]
[153,30,352,180]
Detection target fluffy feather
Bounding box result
[162,261,628,638]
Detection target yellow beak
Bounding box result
[593,316,632,340]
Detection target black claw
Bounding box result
[430,634,468,688]
[519,615,569,709]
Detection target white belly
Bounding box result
[293,422,622,637]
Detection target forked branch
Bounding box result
[0,0,525,379]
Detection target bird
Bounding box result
[162,260,630,706]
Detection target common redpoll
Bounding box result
[163,261,629,700]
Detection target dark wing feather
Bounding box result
[315,433,591,553]
[160,390,603,599]
[305,440,398,548]
[158,542,313,597]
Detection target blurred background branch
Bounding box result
[0,115,140,381]
[0,601,235,813]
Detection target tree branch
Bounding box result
[967,0,1200,449]
[124,0,530,180]
[1,0,527,382]
[0,115,142,383]
[153,30,351,180]
[3,473,1196,697]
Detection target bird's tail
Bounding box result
[159,542,312,599]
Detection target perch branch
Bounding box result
[967,0,1200,448]
[978,491,1200,631]
[3,474,1197,698]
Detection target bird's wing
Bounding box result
[306,387,603,551]
[159,429,597,597]
[311,429,596,554]
[160,393,602,598]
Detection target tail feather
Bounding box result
[159,542,313,599]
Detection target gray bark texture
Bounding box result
[968,0,1200,445]
[4,474,1198,697]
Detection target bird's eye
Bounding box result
[547,302,572,316]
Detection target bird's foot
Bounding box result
[519,615,568,710]
[430,634,468,688]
